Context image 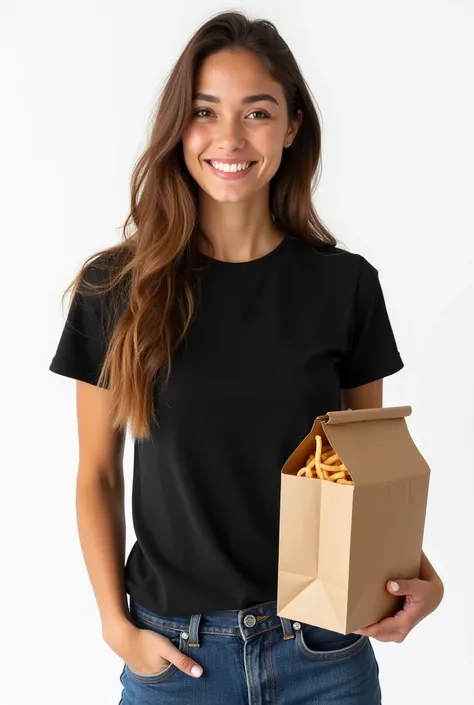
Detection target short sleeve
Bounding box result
[338,257,404,389]
[49,265,111,387]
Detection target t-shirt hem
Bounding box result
[339,355,404,389]
[49,359,99,386]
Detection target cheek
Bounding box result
[257,131,282,153]
[253,131,284,169]
[258,134,284,175]
[182,126,207,161]
[182,134,206,182]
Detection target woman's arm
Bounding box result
[75,380,131,639]
[74,381,205,677]
[340,377,383,410]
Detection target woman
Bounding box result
[49,10,443,704]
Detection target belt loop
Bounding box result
[279,616,296,640]
[187,614,202,648]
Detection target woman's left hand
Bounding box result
[354,576,444,643]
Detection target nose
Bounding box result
[215,117,246,151]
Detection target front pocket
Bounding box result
[125,660,176,685]
[125,607,190,684]
[295,623,368,661]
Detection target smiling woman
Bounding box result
[48,9,441,705]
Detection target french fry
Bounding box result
[314,435,324,479]
[326,471,346,482]
[321,463,339,472]
[297,434,355,486]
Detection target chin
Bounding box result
[207,192,249,204]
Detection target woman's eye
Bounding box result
[193,108,212,118]
[248,110,269,119]
[192,109,269,119]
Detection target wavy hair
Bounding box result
[60,10,338,440]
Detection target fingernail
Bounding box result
[390,581,400,592]
[191,665,203,678]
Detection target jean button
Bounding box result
[244,614,257,628]
[293,622,301,630]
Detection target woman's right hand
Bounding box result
[103,617,204,678]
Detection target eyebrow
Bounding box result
[192,92,280,106]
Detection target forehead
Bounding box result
[194,49,282,96]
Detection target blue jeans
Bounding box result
[118,597,381,704]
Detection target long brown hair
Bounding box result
[60,10,338,441]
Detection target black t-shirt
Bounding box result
[49,235,404,617]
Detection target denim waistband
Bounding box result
[129,597,297,645]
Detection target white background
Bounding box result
[1,1,473,703]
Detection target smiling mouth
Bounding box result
[204,160,258,177]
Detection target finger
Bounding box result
[354,623,408,642]
[372,630,407,643]
[354,613,411,638]
[386,579,424,597]
[354,624,385,637]
[160,640,203,678]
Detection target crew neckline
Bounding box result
[201,234,290,268]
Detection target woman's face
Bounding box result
[182,48,300,204]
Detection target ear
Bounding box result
[288,109,303,143]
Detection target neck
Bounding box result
[197,193,283,263]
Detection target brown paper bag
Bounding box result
[276,406,430,635]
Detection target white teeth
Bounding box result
[209,161,253,173]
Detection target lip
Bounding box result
[205,158,256,164]
[204,160,257,180]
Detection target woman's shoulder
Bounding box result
[285,234,368,272]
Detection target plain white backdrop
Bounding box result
[1,1,473,703]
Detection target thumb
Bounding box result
[386,579,418,596]
[161,640,203,679]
